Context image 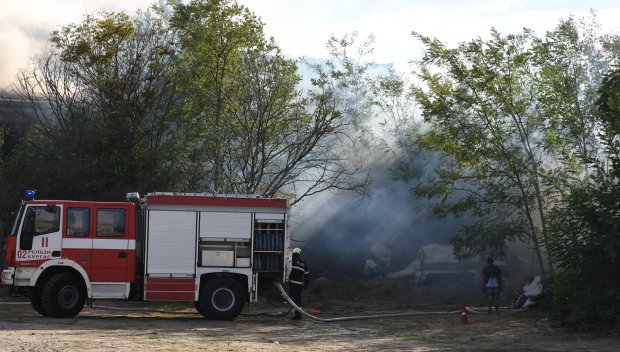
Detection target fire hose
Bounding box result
[86,304,291,317]
[275,282,463,322]
[24,298,521,317]
[89,304,196,314]
[0,288,522,318]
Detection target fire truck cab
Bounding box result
[2,191,290,320]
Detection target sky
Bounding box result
[1,0,620,89]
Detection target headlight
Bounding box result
[1,269,14,282]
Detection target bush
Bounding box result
[548,176,620,331]
[550,268,620,331]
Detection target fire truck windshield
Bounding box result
[9,203,25,236]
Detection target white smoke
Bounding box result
[0,0,151,89]
[290,130,465,277]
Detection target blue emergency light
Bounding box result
[24,189,36,201]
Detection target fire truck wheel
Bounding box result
[198,277,244,320]
[41,273,86,318]
[30,287,47,316]
[193,301,205,315]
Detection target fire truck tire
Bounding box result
[30,287,47,316]
[41,273,86,318]
[198,277,244,320]
[193,301,205,315]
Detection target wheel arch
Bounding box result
[31,260,91,298]
[198,272,249,302]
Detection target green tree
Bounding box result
[412,28,553,276]
[547,175,620,330]
[596,67,620,174]
[532,15,616,192]
[171,0,265,192]
[171,0,370,203]
[369,70,431,199]
[410,16,620,280]
[15,9,184,199]
[546,66,620,330]
[11,0,371,206]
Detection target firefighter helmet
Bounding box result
[292,248,302,255]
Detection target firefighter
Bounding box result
[289,247,309,320]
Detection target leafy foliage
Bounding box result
[16,9,184,200]
[597,67,620,175]
[409,16,620,279]
[548,176,620,330]
[170,0,371,202]
[8,0,371,206]
[546,67,620,330]
[372,71,427,183]
[411,28,552,271]
[550,268,620,331]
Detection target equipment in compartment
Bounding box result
[198,240,251,268]
[253,220,284,273]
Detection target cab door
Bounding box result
[61,207,93,274]
[17,204,62,265]
[90,207,130,283]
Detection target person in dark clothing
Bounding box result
[482,257,502,314]
[288,247,310,320]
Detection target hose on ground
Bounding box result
[242,307,292,317]
[88,304,293,317]
[465,306,526,314]
[89,305,197,315]
[5,286,525,318]
[275,282,460,322]
[242,295,295,316]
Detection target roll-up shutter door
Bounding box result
[200,212,251,240]
[146,210,197,276]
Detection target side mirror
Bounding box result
[19,208,36,250]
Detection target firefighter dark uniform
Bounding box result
[288,248,309,320]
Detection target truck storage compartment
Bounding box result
[253,216,285,273]
[198,240,251,268]
[236,243,251,267]
[200,212,251,240]
[146,210,197,276]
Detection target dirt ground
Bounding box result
[1,280,619,352]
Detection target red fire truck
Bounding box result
[1,191,290,320]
